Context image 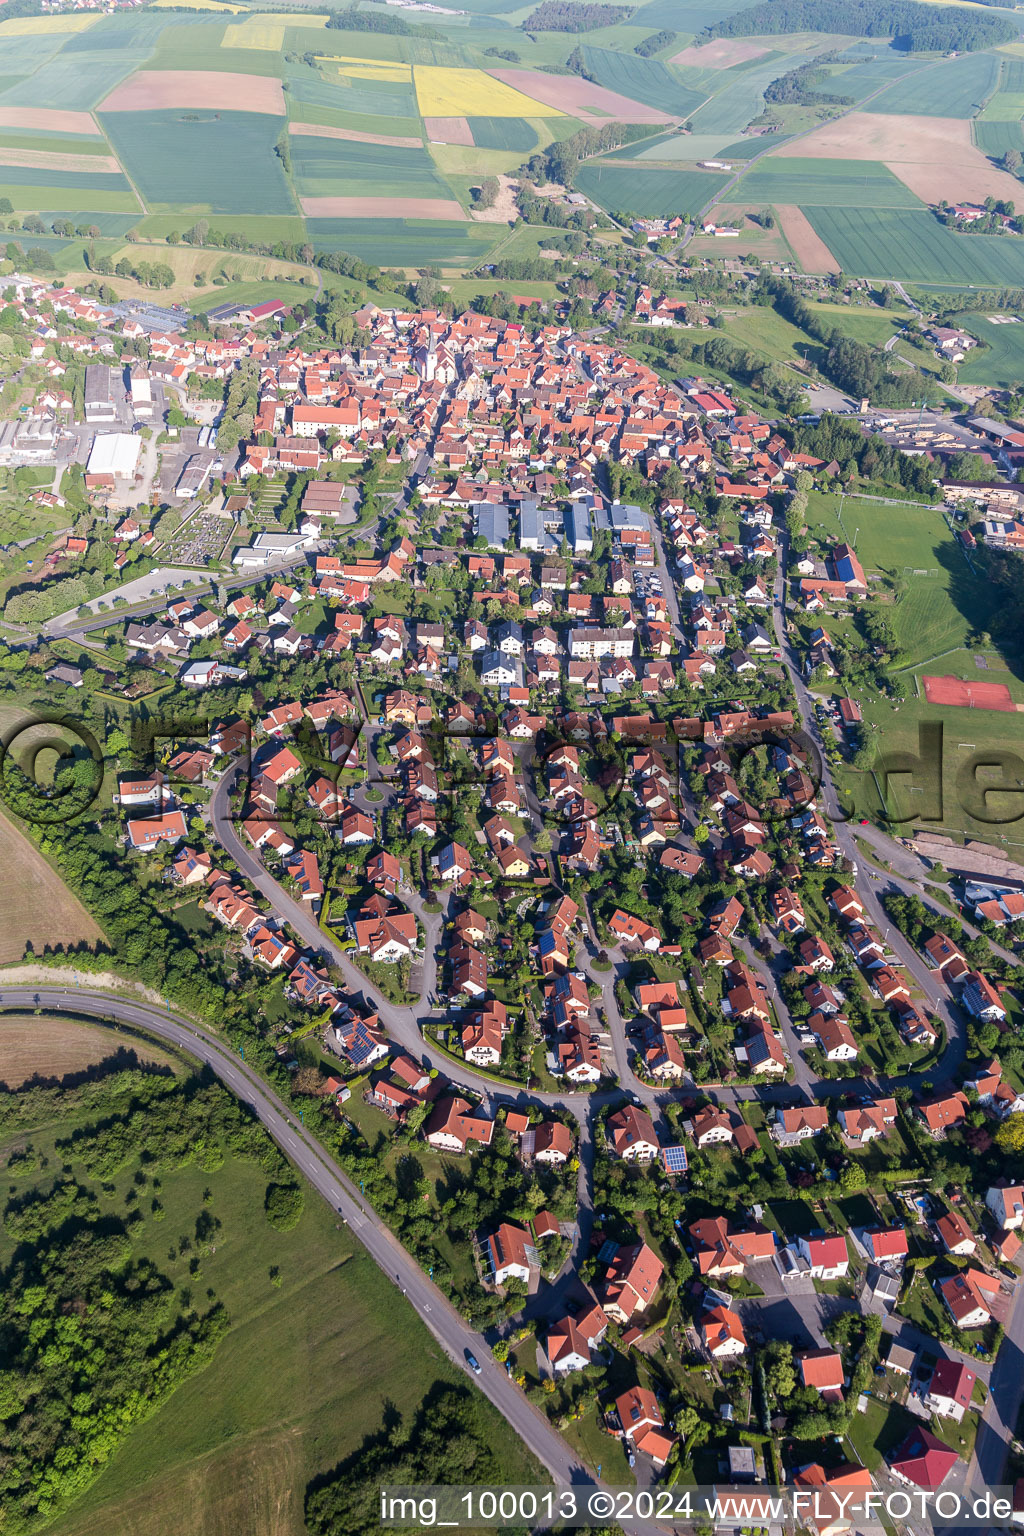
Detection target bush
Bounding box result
[264,1180,304,1231]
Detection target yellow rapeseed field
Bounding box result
[223,13,327,48]
[316,55,412,83]
[0,13,96,33]
[413,65,564,117]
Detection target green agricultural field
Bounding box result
[0,163,131,192]
[467,116,537,151]
[952,312,1024,389]
[41,210,141,235]
[100,110,297,215]
[977,90,1024,121]
[865,51,1000,117]
[290,132,452,200]
[135,211,307,242]
[286,63,418,120]
[803,206,1024,286]
[575,162,727,216]
[579,45,707,116]
[828,53,932,103]
[0,132,112,155]
[687,54,797,136]
[0,179,139,213]
[0,51,148,110]
[975,119,1024,156]
[306,215,498,265]
[736,157,922,208]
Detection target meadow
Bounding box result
[802,206,1024,286]
[952,312,1024,389]
[99,109,296,214]
[575,162,728,216]
[0,180,139,212]
[736,158,922,208]
[865,51,1001,117]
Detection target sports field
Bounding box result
[100,109,296,213]
[736,158,922,208]
[802,206,1024,286]
[923,675,1017,710]
[576,163,728,216]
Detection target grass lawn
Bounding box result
[767,1197,819,1237]
[11,1073,542,1536]
[845,1396,921,1471]
[898,1272,950,1337]
[723,306,822,369]
[563,1409,632,1485]
[807,301,912,347]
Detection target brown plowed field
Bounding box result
[775,204,840,273]
[671,39,769,67]
[424,116,474,144]
[487,68,674,123]
[0,106,101,135]
[99,70,286,115]
[288,121,422,148]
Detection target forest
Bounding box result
[523,0,633,29]
[703,0,1016,51]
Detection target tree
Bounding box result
[996,1117,1024,1154]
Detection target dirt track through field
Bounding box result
[99,70,286,115]
[0,106,101,135]
[775,204,841,272]
[424,116,474,145]
[289,121,422,149]
[487,68,674,123]
[300,194,465,218]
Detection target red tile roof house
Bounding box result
[485,1221,537,1286]
[534,1120,573,1164]
[796,1234,849,1279]
[888,1426,959,1489]
[773,1104,829,1145]
[936,1208,977,1257]
[863,1227,908,1264]
[923,932,970,982]
[961,970,1008,1023]
[917,1091,969,1137]
[689,1216,775,1277]
[547,1316,593,1375]
[423,1097,494,1153]
[938,1269,999,1329]
[126,811,188,852]
[838,1100,897,1145]
[614,1386,676,1467]
[601,1239,664,1323]
[702,1303,746,1359]
[608,909,661,950]
[799,1348,845,1401]
[986,1181,1024,1230]
[606,1105,660,1162]
[923,1359,977,1423]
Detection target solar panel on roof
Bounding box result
[662,1145,688,1174]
